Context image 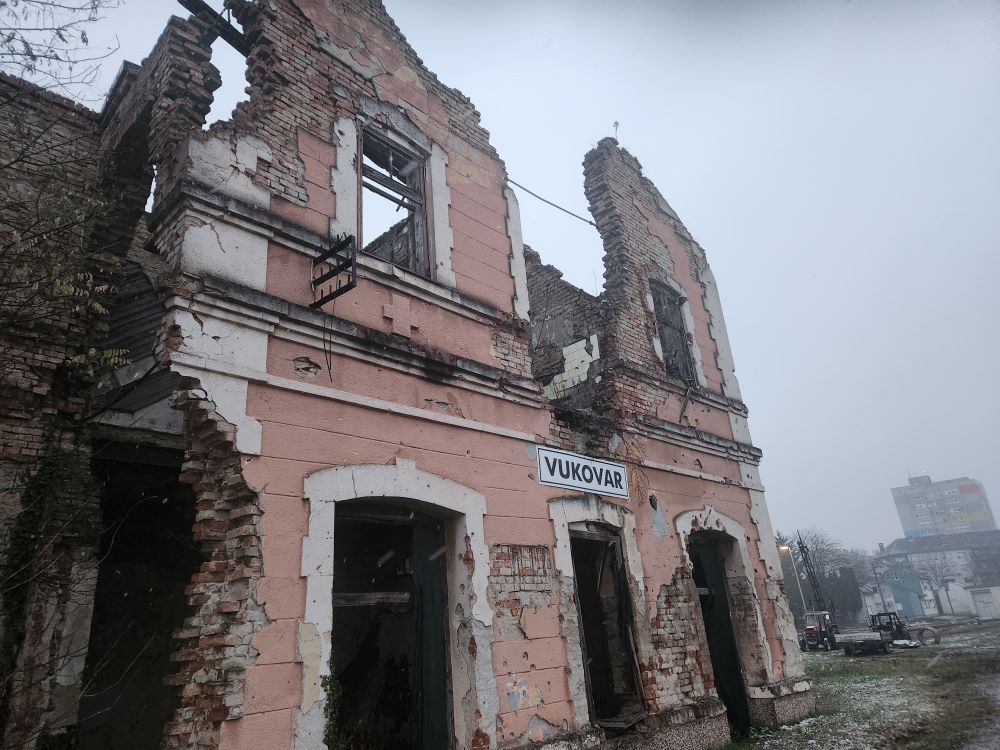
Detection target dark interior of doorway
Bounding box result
[330,502,448,749]
[688,535,751,733]
[77,444,201,750]
[570,531,644,728]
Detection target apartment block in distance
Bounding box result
[892,475,996,538]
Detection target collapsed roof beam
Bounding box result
[177,0,249,55]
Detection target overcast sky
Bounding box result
[83,0,1000,552]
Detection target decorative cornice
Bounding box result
[165,278,542,408]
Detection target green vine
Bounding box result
[320,647,341,749]
[0,443,95,738]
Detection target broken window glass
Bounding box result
[651,282,696,383]
[361,130,429,278]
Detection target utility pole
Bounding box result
[872,562,890,613]
[796,532,833,620]
[779,545,808,615]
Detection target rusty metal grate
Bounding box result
[310,233,357,309]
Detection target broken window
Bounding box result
[361,129,429,278]
[329,502,448,748]
[651,282,696,383]
[570,529,644,728]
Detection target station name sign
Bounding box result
[536,447,629,500]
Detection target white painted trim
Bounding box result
[167,308,268,455]
[329,117,359,239]
[179,220,269,293]
[503,186,529,320]
[548,496,645,731]
[701,265,743,401]
[295,459,496,749]
[674,505,775,683]
[429,142,456,287]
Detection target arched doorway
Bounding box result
[329,500,448,748]
[298,460,496,750]
[687,531,751,733]
[569,526,644,728]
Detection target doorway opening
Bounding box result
[329,501,449,748]
[569,529,644,728]
[688,534,750,733]
[77,444,201,749]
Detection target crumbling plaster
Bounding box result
[544,335,601,401]
[167,306,266,455]
[548,495,646,731]
[329,116,358,239]
[674,505,775,684]
[504,186,530,320]
[187,134,273,210]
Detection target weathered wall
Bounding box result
[527,136,811,736]
[0,73,108,750]
[143,1,553,746]
[1,1,811,748]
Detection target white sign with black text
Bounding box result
[536,447,629,500]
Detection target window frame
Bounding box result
[359,126,431,278]
[650,280,697,384]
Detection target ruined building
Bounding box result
[0,1,811,748]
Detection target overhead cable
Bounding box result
[508,179,597,228]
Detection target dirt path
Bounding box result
[961,674,1000,750]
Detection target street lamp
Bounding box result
[779,545,809,614]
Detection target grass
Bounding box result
[722,626,1000,750]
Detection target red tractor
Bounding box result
[799,610,838,651]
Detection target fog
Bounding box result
[86,0,1000,551]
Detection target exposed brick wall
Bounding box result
[525,135,805,735]
[643,570,716,713]
[0,74,111,747]
[207,0,515,313]
[524,247,607,384]
[226,0,500,212]
[0,74,101,473]
[490,319,533,380]
[164,384,266,749]
[100,16,221,208]
[583,138,725,393]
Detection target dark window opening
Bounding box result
[688,535,750,733]
[330,502,448,748]
[361,130,429,278]
[651,282,696,383]
[570,530,644,728]
[77,445,201,750]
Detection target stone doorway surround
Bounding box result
[297,459,497,749]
